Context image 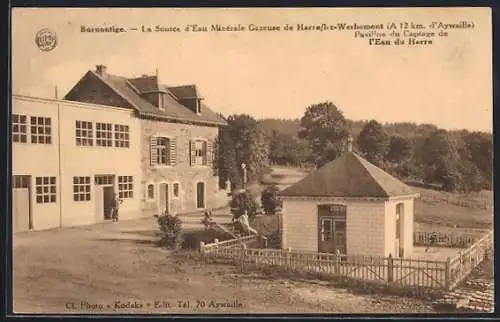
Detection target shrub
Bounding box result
[261,184,282,215]
[230,189,259,219]
[265,230,282,248]
[155,212,183,249]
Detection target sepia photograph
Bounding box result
[10,7,493,315]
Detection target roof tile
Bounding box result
[91,71,226,126]
[279,152,416,198]
[168,85,200,99]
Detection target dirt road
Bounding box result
[12,216,436,314]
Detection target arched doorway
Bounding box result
[317,204,347,254]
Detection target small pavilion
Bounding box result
[278,137,420,257]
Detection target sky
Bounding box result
[12,8,492,132]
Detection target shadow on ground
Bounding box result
[119,230,160,238]
[93,238,158,246]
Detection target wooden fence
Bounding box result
[413,231,478,248]
[200,235,257,249]
[447,230,493,290]
[200,241,448,290]
[200,230,493,291]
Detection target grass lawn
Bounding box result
[414,194,492,231]
[13,217,436,314]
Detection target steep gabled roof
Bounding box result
[65,70,226,126]
[279,152,416,198]
[127,76,167,93]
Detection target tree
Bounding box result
[260,184,282,215]
[230,190,259,219]
[298,102,349,168]
[460,160,484,193]
[217,114,270,189]
[462,131,492,190]
[419,130,463,191]
[217,127,240,189]
[435,157,464,192]
[356,120,389,166]
[259,118,301,137]
[386,135,412,164]
[269,131,311,166]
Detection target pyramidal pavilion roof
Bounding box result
[279,152,417,198]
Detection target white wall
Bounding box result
[281,199,317,252]
[12,95,143,230]
[346,201,386,256]
[12,96,61,230]
[385,197,415,257]
[58,99,142,226]
[281,197,386,256]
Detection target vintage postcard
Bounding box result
[10,7,493,315]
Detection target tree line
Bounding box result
[216,102,492,193]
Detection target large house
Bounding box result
[12,65,228,232]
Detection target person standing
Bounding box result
[425,231,438,252]
[201,209,214,230]
[111,193,123,222]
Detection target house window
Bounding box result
[96,123,113,147]
[76,120,93,146]
[196,99,201,114]
[147,184,155,200]
[329,204,346,215]
[73,176,91,201]
[13,175,30,188]
[35,176,56,203]
[173,183,179,197]
[192,140,207,166]
[158,94,165,111]
[30,116,52,144]
[115,124,130,148]
[12,114,27,143]
[320,219,332,242]
[150,136,176,166]
[156,137,170,165]
[118,176,133,199]
[95,175,114,185]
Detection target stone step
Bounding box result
[465,279,494,291]
[434,282,495,313]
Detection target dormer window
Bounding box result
[158,93,165,111]
[196,99,202,114]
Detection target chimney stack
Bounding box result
[346,134,353,152]
[96,64,107,76]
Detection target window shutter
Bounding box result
[190,140,196,166]
[150,136,157,165]
[205,140,212,167]
[211,139,218,176]
[169,138,177,166]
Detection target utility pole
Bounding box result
[241,163,247,189]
